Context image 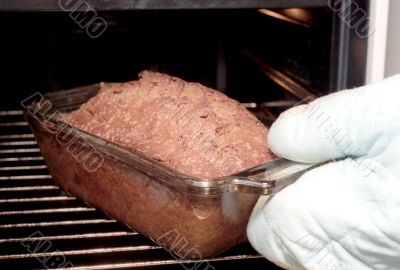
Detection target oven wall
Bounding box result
[385,0,400,77]
[0,9,335,112]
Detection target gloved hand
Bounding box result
[247,74,400,270]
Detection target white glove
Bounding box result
[247,74,400,270]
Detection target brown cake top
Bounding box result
[63,71,271,178]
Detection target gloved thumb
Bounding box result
[268,74,400,163]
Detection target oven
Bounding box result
[0,0,370,269]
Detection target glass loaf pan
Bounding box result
[23,83,265,259]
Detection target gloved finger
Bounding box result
[247,158,400,270]
[268,74,400,163]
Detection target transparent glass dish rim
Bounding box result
[23,83,285,196]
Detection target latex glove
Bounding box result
[247,74,400,270]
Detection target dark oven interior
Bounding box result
[0,1,368,269]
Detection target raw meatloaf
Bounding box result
[54,71,272,258]
[63,71,271,178]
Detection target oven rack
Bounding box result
[0,110,280,270]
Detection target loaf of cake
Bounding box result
[63,71,271,178]
[32,71,272,258]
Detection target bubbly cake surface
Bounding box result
[63,71,271,178]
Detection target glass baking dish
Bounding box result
[22,83,273,259]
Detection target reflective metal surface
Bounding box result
[0,0,328,11]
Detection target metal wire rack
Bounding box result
[0,110,280,270]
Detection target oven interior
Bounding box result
[0,4,368,270]
[2,8,338,113]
